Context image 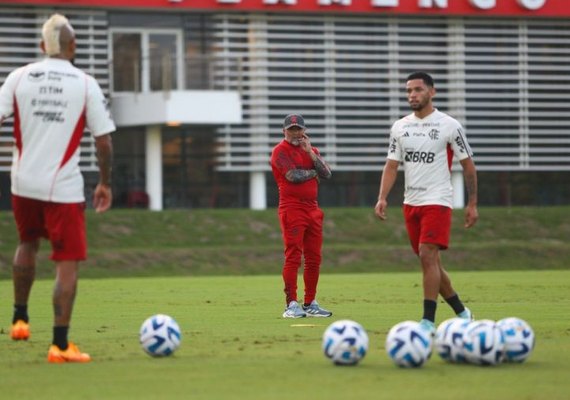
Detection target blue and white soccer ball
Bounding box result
[322,319,369,366]
[497,317,535,363]
[462,319,505,366]
[435,318,470,363]
[385,321,433,368]
[140,314,182,357]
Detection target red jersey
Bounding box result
[271,139,320,210]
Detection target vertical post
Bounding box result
[250,171,267,210]
[451,170,464,209]
[146,125,163,211]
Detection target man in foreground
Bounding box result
[0,13,115,362]
[374,72,478,333]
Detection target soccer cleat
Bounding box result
[282,301,307,318]
[302,300,333,318]
[47,342,91,363]
[10,320,30,341]
[419,319,436,337]
[457,307,474,321]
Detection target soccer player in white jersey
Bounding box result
[374,71,479,333]
[0,14,115,362]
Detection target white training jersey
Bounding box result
[0,58,116,202]
[386,109,473,208]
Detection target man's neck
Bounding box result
[414,106,435,119]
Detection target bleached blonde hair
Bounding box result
[42,14,74,56]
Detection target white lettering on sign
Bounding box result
[469,0,495,10]
[263,0,297,4]
[371,0,398,7]
[319,0,352,5]
[518,0,546,10]
[217,0,241,3]
[418,0,448,8]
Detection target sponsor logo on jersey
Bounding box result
[404,150,435,163]
[28,71,45,82]
[454,132,466,153]
[428,129,439,140]
[33,110,64,123]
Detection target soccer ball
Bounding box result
[462,319,505,366]
[497,317,535,363]
[435,318,470,363]
[139,314,182,357]
[322,319,369,366]
[385,321,433,368]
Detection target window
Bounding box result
[110,29,184,92]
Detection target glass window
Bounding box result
[111,30,182,92]
[149,34,178,91]
[112,33,142,92]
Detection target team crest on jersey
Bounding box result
[28,70,45,82]
[428,129,439,140]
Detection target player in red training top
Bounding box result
[0,14,115,362]
[271,114,333,318]
[374,71,478,334]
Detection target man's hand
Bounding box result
[300,134,312,153]
[374,198,388,220]
[93,183,112,213]
[464,204,479,228]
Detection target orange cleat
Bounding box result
[10,320,30,341]
[47,342,91,363]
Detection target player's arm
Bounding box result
[374,159,399,220]
[93,134,113,213]
[460,157,478,228]
[272,148,317,183]
[308,150,332,180]
[299,133,331,180]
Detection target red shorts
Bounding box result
[11,195,87,261]
[403,204,452,255]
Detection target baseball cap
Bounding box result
[283,114,306,129]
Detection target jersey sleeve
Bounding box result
[386,122,402,161]
[271,146,295,176]
[0,68,21,122]
[85,75,116,137]
[449,120,473,161]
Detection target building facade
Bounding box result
[1,0,569,210]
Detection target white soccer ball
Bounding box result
[140,314,182,357]
[435,318,470,363]
[497,317,535,363]
[462,319,505,366]
[385,321,433,368]
[322,319,369,366]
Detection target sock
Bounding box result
[422,299,437,323]
[444,294,466,315]
[13,304,29,324]
[53,326,69,350]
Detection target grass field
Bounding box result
[1,270,569,400]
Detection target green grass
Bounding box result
[1,206,569,279]
[1,270,569,399]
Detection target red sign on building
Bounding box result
[3,0,569,17]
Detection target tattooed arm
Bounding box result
[300,134,332,180]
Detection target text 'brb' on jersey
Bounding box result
[387,109,473,208]
[0,58,116,203]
